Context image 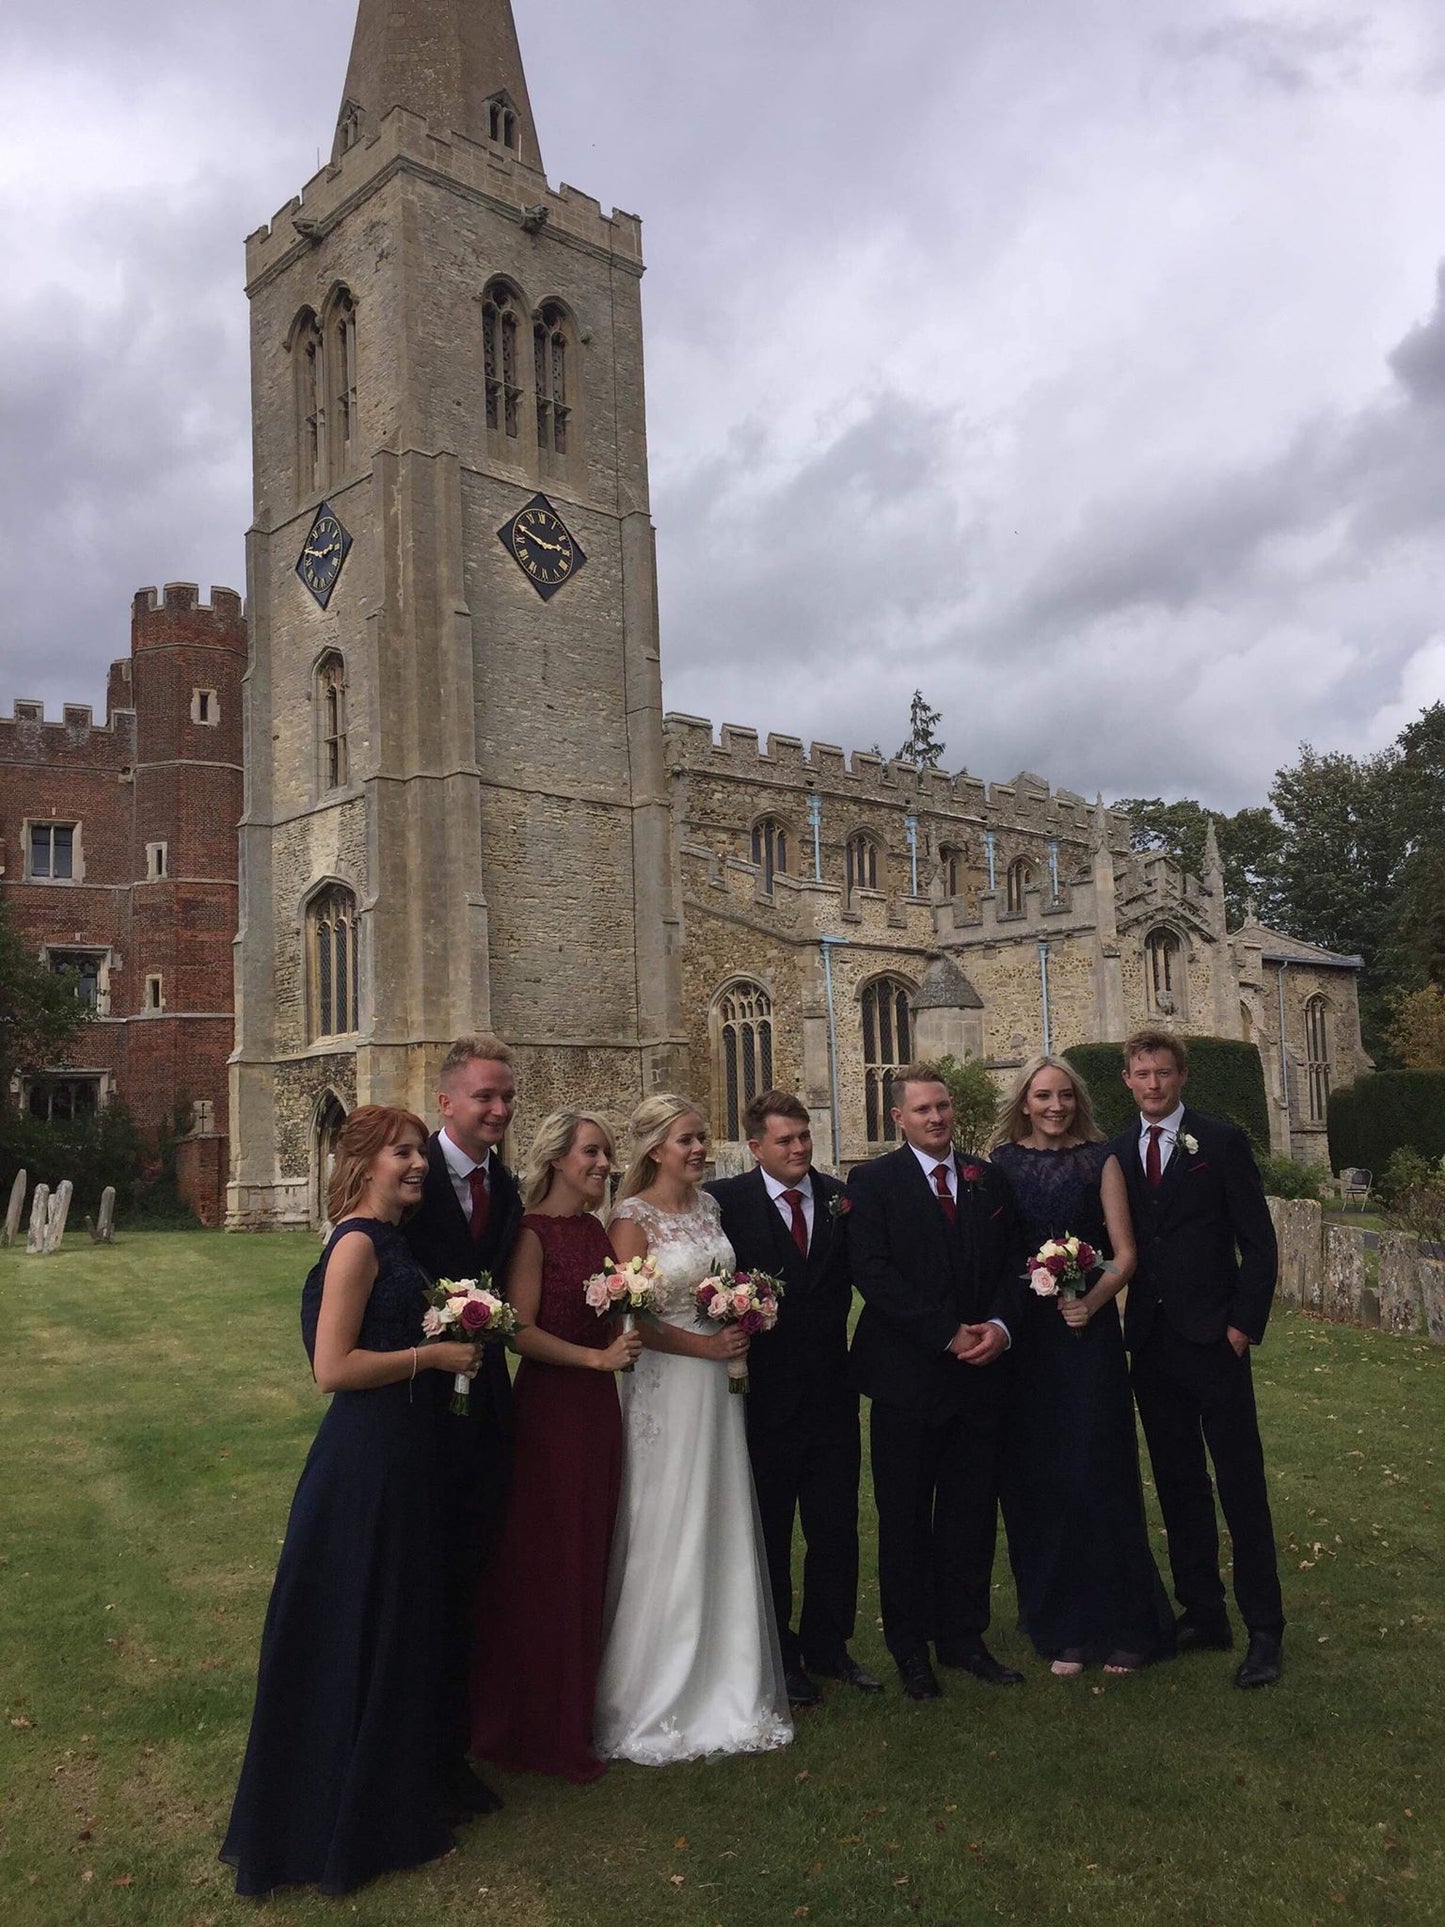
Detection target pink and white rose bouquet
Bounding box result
[423,1275,518,1414]
[696,1268,785,1394]
[1025,1234,1100,1338]
[582,1253,661,1370]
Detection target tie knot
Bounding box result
[1148,1125,1163,1141]
[782,1188,803,1205]
[932,1163,951,1189]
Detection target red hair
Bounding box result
[326,1104,429,1223]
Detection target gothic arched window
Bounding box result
[487,95,519,152]
[846,832,880,897]
[308,884,360,1040]
[751,816,788,893]
[1005,857,1035,915]
[316,652,349,793]
[939,843,963,898]
[861,975,914,1144]
[291,308,325,498]
[1305,994,1331,1122]
[483,281,525,442]
[714,980,774,1141]
[534,302,572,460]
[327,290,358,476]
[1145,927,1183,1016]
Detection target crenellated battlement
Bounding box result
[0,691,136,759]
[131,584,247,653]
[245,105,643,292]
[666,713,1131,847]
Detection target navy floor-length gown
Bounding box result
[221,1217,454,1896]
[993,1143,1174,1665]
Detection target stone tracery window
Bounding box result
[939,843,963,898]
[487,95,519,152]
[714,980,774,1141]
[846,832,879,897]
[1305,994,1331,1123]
[317,652,349,793]
[1005,857,1035,915]
[329,290,358,476]
[1145,926,1184,1017]
[483,281,525,442]
[534,302,571,459]
[307,884,360,1040]
[751,816,788,893]
[861,975,914,1144]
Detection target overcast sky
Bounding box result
[4,0,1445,809]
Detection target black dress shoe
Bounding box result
[803,1650,884,1693]
[1175,1619,1234,1655]
[896,1654,942,1700]
[939,1644,1024,1686]
[1234,1633,1283,1689]
[443,1761,504,1815]
[784,1663,822,1707]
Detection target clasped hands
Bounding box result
[948,1321,1007,1366]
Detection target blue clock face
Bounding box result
[297,503,353,608]
[498,493,586,601]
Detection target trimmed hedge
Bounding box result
[1063,1038,1271,1147]
[1328,1071,1445,1178]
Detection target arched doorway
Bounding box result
[313,1091,347,1231]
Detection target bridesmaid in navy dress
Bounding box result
[989,1057,1173,1677]
[222,1106,482,1896]
[471,1110,640,1783]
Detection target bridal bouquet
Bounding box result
[423,1276,518,1415]
[1025,1235,1100,1337]
[582,1253,661,1371]
[696,1268,784,1394]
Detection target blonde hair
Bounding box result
[521,1108,615,1209]
[986,1054,1104,1153]
[613,1093,707,1207]
[439,1033,514,1084]
[327,1104,430,1223]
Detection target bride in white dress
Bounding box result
[594,1095,792,1764]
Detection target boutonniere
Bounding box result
[1180,1133,1199,1156]
[958,1162,986,1189]
[827,1195,852,1220]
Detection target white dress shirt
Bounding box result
[1137,1103,1187,1170]
[760,1166,815,1250]
[439,1127,491,1226]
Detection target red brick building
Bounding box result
[0,584,245,1221]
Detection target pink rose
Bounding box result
[422,1306,447,1338]
[584,1280,612,1311]
[1030,1267,1058,1296]
[460,1298,492,1332]
[606,1275,629,1301]
[707,1297,730,1320]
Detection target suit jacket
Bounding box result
[846,1144,1026,1420]
[1112,1107,1277,1350]
[403,1133,524,1432]
[705,1166,855,1434]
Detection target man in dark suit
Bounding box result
[707,1089,878,1707]
[1114,1028,1284,1689]
[847,1062,1027,1700]
[404,1033,525,1810]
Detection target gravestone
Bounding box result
[94,1186,117,1244]
[26,1184,51,1254]
[2,1169,25,1248]
[44,1180,73,1254]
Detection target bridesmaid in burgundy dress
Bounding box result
[470,1110,641,1783]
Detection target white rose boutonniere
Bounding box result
[1181,1132,1199,1156]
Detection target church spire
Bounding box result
[336,0,543,170]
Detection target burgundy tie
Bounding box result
[932,1163,958,1225]
[1145,1126,1164,1190]
[468,1163,491,1243]
[781,1188,808,1257]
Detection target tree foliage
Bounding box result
[1389,984,1445,1070]
[896,690,946,769]
[936,1054,999,1154]
[0,891,92,1090]
[1111,797,1285,929]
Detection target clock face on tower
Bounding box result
[498,493,586,600]
[296,503,353,609]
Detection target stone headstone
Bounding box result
[95,1186,117,1244]
[2,1169,25,1248]
[26,1184,51,1254]
[44,1180,73,1254]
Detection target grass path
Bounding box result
[1,1233,1441,1926]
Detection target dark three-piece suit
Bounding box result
[706,1166,862,1672]
[1112,1107,1284,1637]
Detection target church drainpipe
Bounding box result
[1048,839,1060,899]
[905,813,919,896]
[1038,940,1052,1056]
[820,936,847,1171]
[1275,959,1292,1144]
[809,791,823,881]
[984,831,997,892]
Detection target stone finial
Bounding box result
[26,1184,51,1254]
[337,0,543,168]
[1202,815,1224,882]
[3,1169,26,1247]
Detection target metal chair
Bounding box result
[1337,1167,1372,1211]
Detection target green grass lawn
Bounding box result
[1,1233,1442,1927]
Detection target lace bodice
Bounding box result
[609,1193,735,1326]
[990,1141,1111,1255]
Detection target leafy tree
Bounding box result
[1390,984,1445,1069]
[936,1054,999,1153]
[895,690,946,769]
[0,891,92,1092]
[1110,798,1285,928]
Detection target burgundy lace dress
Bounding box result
[470,1211,622,1783]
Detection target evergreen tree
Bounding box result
[895,690,946,768]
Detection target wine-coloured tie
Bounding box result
[468,1164,491,1242]
[781,1188,808,1257]
[932,1163,958,1226]
[1145,1125,1164,1190]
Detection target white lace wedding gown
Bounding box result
[593,1193,793,1764]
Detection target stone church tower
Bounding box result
[229,0,684,1225]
